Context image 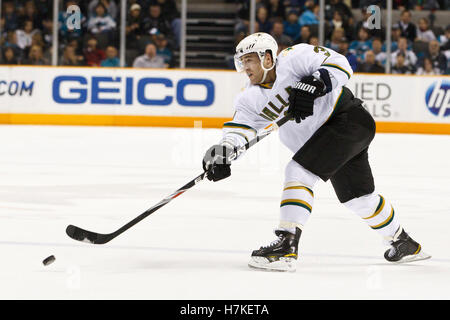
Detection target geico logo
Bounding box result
[0,80,34,96]
[425,80,450,117]
[52,76,215,106]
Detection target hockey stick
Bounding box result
[66,115,291,244]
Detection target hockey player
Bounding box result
[202,33,430,272]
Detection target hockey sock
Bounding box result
[279,181,314,233]
[279,161,319,234]
[344,192,401,241]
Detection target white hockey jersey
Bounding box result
[221,43,353,154]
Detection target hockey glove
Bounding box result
[202,144,236,182]
[287,75,325,123]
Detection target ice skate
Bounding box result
[384,228,431,263]
[248,227,301,272]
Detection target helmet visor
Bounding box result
[234,52,263,73]
[234,53,245,72]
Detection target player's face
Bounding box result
[241,53,263,84]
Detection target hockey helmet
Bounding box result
[234,32,278,74]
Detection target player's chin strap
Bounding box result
[259,59,276,84]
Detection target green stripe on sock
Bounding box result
[371,209,395,230]
[280,201,312,213]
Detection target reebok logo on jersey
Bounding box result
[296,82,316,94]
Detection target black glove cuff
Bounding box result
[316,68,332,94]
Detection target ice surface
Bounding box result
[0,124,449,299]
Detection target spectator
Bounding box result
[349,27,372,61]
[87,3,117,35]
[391,0,408,10]
[283,11,300,42]
[155,34,172,67]
[126,3,143,50]
[0,47,19,65]
[392,52,413,74]
[100,46,120,67]
[327,0,353,23]
[338,37,358,71]
[88,0,118,20]
[22,45,48,65]
[419,40,447,74]
[298,1,319,27]
[295,25,311,44]
[35,0,52,22]
[390,37,417,70]
[278,38,293,54]
[286,0,307,8]
[439,27,450,69]
[271,20,293,48]
[149,0,181,48]
[371,38,387,65]
[385,25,402,52]
[359,0,384,8]
[356,50,385,73]
[41,17,54,51]
[326,28,345,52]
[309,36,319,47]
[133,43,166,68]
[438,25,450,48]
[412,0,441,10]
[330,11,348,35]
[3,1,19,32]
[265,0,286,20]
[83,37,106,66]
[396,10,416,43]
[256,6,272,34]
[142,4,173,40]
[416,57,439,75]
[60,45,83,66]
[4,31,22,58]
[15,20,38,50]
[416,18,436,42]
[31,32,45,48]
[353,7,371,37]
[19,1,41,30]
[66,39,85,65]
[30,33,50,61]
[153,0,179,22]
[150,0,182,48]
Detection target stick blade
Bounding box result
[66,225,111,245]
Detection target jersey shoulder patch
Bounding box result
[280,46,294,57]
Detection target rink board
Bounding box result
[0,66,448,134]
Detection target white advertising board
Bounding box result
[0,66,247,118]
[0,66,448,128]
[347,74,450,124]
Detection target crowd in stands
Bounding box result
[0,0,179,67]
[0,0,449,75]
[234,0,450,74]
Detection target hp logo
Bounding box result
[425,80,450,117]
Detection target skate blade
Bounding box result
[248,256,296,272]
[394,250,432,264]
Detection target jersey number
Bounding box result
[313,46,330,56]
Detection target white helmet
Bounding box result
[234,32,278,83]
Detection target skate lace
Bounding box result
[262,234,283,249]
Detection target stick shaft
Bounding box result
[67,116,291,244]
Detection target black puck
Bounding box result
[43,255,56,266]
